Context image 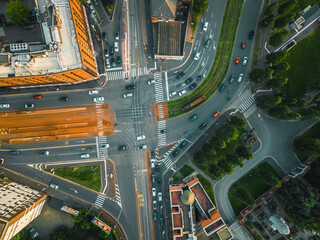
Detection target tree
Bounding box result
[218,160,234,174]
[299,108,320,120]
[264,2,277,16]
[6,0,29,26]
[269,30,289,46]
[274,14,294,29]
[51,226,69,240]
[270,106,291,118]
[193,0,209,16]
[272,62,290,73]
[228,115,246,127]
[260,14,274,28]
[249,68,273,83]
[226,154,243,167]
[267,77,288,88]
[216,139,226,149]
[223,125,238,142]
[208,163,222,180]
[266,50,289,64]
[277,0,297,15]
[235,146,253,160]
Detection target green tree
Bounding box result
[223,125,238,142]
[208,163,222,179]
[249,68,273,83]
[274,14,294,29]
[216,139,226,149]
[267,77,288,88]
[6,0,29,26]
[266,50,289,64]
[277,0,297,15]
[299,108,320,120]
[226,154,243,167]
[270,106,291,118]
[51,227,69,240]
[272,62,290,72]
[228,115,246,127]
[235,146,253,160]
[193,0,209,16]
[256,94,282,109]
[218,160,234,174]
[264,2,277,16]
[269,30,289,46]
[260,14,274,28]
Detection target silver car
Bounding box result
[237,73,244,83]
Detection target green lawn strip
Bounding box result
[281,27,320,99]
[172,164,195,182]
[196,174,216,206]
[228,162,280,215]
[167,0,244,118]
[46,165,102,192]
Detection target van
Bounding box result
[23,24,34,30]
[123,93,133,98]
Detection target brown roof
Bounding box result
[151,0,177,18]
[189,180,214,214]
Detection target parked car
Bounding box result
[157,177,161,184]
[123,93,133,98]
[234,57,240,64]
[152,173,156,183]
[9,151,20,155]
[111,58,116,67]
[176,72,185,79]
[178,90,187,96]
[117,56,122,65]
[199,122,207,129]
[49,183,59,189]
[153,212,157,221]
[28,227,39,239]
[228,74,236,84]
[93,97,104,102]
[118,145,127,151]
[189,114,199,121]
[153,200,157,209]
[125,84,135,90]
[92,0,98,5]
[219,83,226,92]
[115,32,120,40]
[249,30,254,39]
[114,42,119,52]
[25,103,34,108]
[241,41,246,49]
[194,52,200,60]
[106,58,110,68]
[33,95,42,100]
[237,73,244,83]
[89,90,99,95]
[150,159,155,168]
[158,192,162,201]
[105,49,109,57]
[213,111,220,118]
[203,22,209,31]
[152,188,156,197]
[0,103,10,108]
[147,79,155,85]
[137,135,146,140]
[109,46,114,55]
[242,56,248,65]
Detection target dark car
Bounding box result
[185,78,192,85]
[160,129,167,134]
[249,30,254,39]
[189,83,197,91]
[155,163,160,172]
[172,149,179,157]
[176,72,185,79]
[228,74,235,84]
[92,0,98,5]
[109,46,114,56]
[199,122,207,129]
[102,32,108,42]
[153,212,157,221]
[28,227,39,239]
[157,177,161,184]
[111,58,116,67]
[60,97,69,102]
[204,38,211,48]
[105,49,109,57]
[219,83,226,92]
[179,140,187,149]
[117,56,122,65]
[118,145,127,151]
[125,84,135,90]
[196,75,203,81]
[189,114,199,121]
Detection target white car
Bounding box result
[114,42,119,52]
[123,93,133,98]
[137,135,146,140]
[137,144,147,150]
[106,58,110,68]
[49,183,59,189]
[89,90,99,95]
[237,73,244,83]
[242,56,248,66]
[178,90,187,96]
[0,103,10,108]
[115,32,120,40]
[93,97,104,102]
[80,153,90,158]
[194,52,200,61]
[152,188,156,197]
[147,79,155,85]
[25,103,34,109]
[150,159,155,168]
[158,192,162,201]
[89,4,95,14]
[203,22,209,31]
[100,144,109,149]
[169,91,177,97]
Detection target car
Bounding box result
[40,150,49,156]
[153,212,157,221]
[111,58,116,67]
[117,56,122,65]
[160,129,167,134]
[89,4,95,14]
[9,151,20,155]
[80,153,90,158]
[152,188,156,197]
[0,103,10,108]
[150,159,155,168]
[93,97,104,102]
[95,34,100,41]
[89,90,99,95]
[157,177,161,184]
[118,145,127,151]
[178,90,187,96]
[106,58,110,68]
[92,0,98,5]
[228,74,236,84]
[33,95,42,100]
[179,82,186,88]
[204,38,211,48]
[102,32,108,42]
[172,149,179,157]
[28,227,39,239]
[219,83,226,92]
[158,192,162,201]
[137,144,147,150]
[241,41,246,49]
[155,163,160,172]
[179,140,187,149]
[24,103,34,108]
[59,97,69,102]
[199,122,207,129]
[114,42,119,52]
[242,56,248,65]
[176,72,185,79]
[185,78,192,85]
[213,111,220,118]
[169,91,177,97]
[147,79,155,85]
[234,57,240,64]
[49,183,59,189]
[196,75,203,81]
[105,49,109,57]
[137,135,146,140]
[115,32,119,40]
[109,46,114,55]
[160,217,164,226]
[203,22,209,31]
[123,93,133,98]
[237,73,244,83]
[0,158,4,165]
[189,114,199,121]
[125,84,135,90]
[152,173,156,183]
[153,200,157,209]
[100,144,109,149]
[194,52,200,61]
[249,30,254,39]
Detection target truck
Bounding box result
[182,96,206,111]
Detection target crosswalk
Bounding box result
[236,96,255,113]
[158,120,166,147]
[163,156,173,169]
[154,72,164,103]
[97,136,108,159]
[115,184,121,206]
[94,193,106,208]
[106,67,150,81]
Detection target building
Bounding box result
[0,0,98,87]
[169,177,233,240]
[0,179,47,240]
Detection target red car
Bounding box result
[241,42,246,49]
[213,111,220,118]
[33,95,42,100]
[234,57,240,64]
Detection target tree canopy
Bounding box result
[6,0,29,26]
[193,0,209,16]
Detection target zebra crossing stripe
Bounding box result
[163,156,173,169]
[94,194,106,208]
[236,96,255,113]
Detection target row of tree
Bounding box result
[193,116,253,180]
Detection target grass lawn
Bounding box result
[282,27,320,99]
[167,0,244,117]
[172,164,195,182]
[228,162,280,215]
[197,174,216,206]
[45,165,102,192]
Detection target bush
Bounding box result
[274,14,294,29]
[269,30,289,46]
[277,0,297,15]
[6,0,29,26]
[266,50,289,64]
